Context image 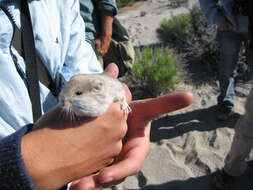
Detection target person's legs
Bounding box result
[224,132,253,176]
[224,87,253,175]
[212,88,253,190]
[217,31,243,111]
[213,127,253,189]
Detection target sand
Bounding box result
[104,0,253,190]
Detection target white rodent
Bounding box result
[58,73,131,117]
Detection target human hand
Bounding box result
[70,66,193,190]
[21,65,129,190]
[94,35,112,57]
[94,11,113,57]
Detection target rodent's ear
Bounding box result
[90,79,104,92]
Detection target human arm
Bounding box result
[94,11,114,57]
[0,125,36,190]
[94,0,117,56]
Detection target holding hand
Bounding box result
[94,11,114,57]
[94,35,112,57]
[21,64,129,190]
[70,64,193,190]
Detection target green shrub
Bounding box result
[156,13,194,45]
[168,0,189,8]
[189,6,217,43]
[156,6,221,82]
[188,6,220,78]
[129,47,181,97]
[116,0,134,9]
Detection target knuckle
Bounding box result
[132,165,141,174]
[105,158,115,166]
[119,123,128,139]
[112,142,123,156]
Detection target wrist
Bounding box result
[101,34,112,41]
[21,127,70,190]
[0,126,35,189]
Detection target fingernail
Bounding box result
[100,177,114,184]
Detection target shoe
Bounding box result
[216,107,235,123]
[211,169,234,190]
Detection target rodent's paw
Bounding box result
[121,98,131,115]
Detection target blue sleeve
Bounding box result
[97,0,118,15]
[0,125,36,190]
[199,0,227,25]
[56,0,103,88]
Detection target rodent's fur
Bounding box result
[58,73,131,117]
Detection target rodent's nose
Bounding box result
[58,97,65,106]
[59,97,72,108]
[59,96,66,105]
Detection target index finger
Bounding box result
[129,92,193,119]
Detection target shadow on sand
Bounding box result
[150,105,241,142]
[130,163,253,190]
[133,105,253,190]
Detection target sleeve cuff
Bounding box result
[0,124,36,190]
[98,3,118,15]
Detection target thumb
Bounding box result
[129,92,193,120]
[103,63,119,78]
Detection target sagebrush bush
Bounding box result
[129,47,181,97]
[189,6,219,73]
[156,6,221,82]
[168,0,189,8]
[157,7,217,47]
[190,6,217,44]
[116,0,134,8]
[156,13,194,45]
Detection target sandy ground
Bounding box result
[117,0,198,46]
[103,0,253,190]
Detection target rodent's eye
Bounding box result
[92,79,103,92]
[93,84,102,91]
[75,90,83,96]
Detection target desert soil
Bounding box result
[104,1,253,190]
